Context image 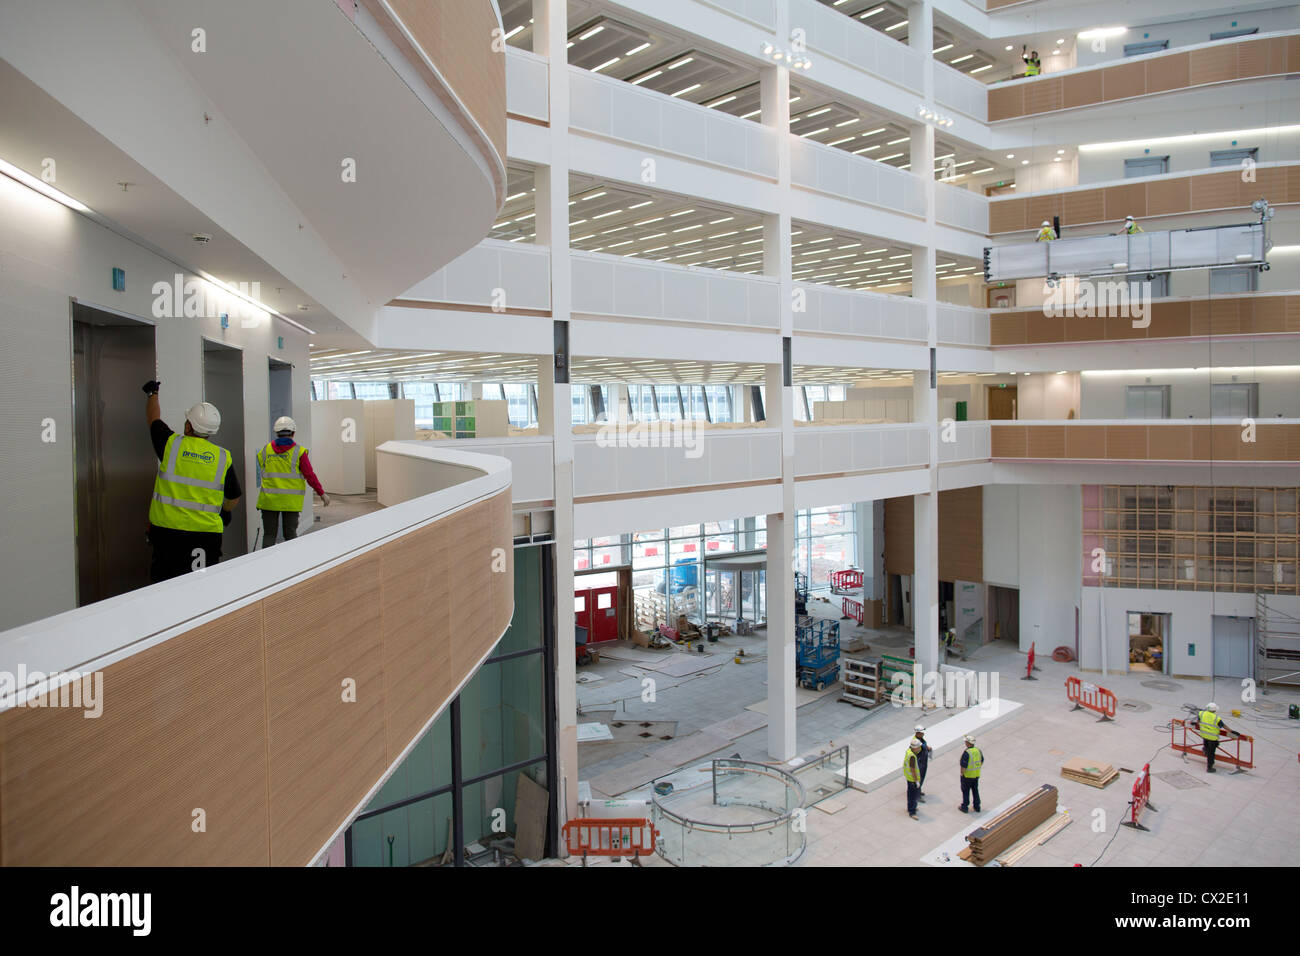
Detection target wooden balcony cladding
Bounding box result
[988,165,1299,234]
[991,424,1300,462]
[988,34,1300,121]
[0,489,514,866]
[989,294,1300,346]
[364,0,507,198]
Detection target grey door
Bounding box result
[1125,385,1170,418]
[1125,156,1169,178]
[203,340,247,558]
[1213,615,1253,679]
[72,306,157,604]
[1211,383,1258,419]
[1209,267,1257,294]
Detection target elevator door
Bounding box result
[203,340,247,558]
[72,307,157,604]
[268,358,293,434]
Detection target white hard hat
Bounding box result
[1041,220,1051,227]
[273,416,297,434]
[909,740,922,751]
[1125,215,1135,221]
[1206,702,1218,712]
[914,725,925,733]
[186,402,221,436]
[964,735,976,745]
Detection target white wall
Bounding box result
[1080,367,1300,419]
[310,400,367,494]
[1077,130,1300,184]
[0,175,310,630]
[1074,9,1300,68]
[982,484,1081,651]
[1079,586,1300,680]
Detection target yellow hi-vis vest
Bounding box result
[1198,711,1222,741]
[1125,222,1143,234]
[257,442,307,512]
[1025,60,1040,76]
[903,750,920,783]
[963,746,983,778]
[149,433,229,533]
[1037,226,1056,242]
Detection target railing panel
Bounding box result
[570,67,778,178]
[400,238,551,310]
[793,424,930,477]
[572,250,780,328]
[791,136,926,217]
[935,181,989,234]
[935,62,989,122]
[571,428,781,497]
[794,281,927,341]
[790,0,924,92]
[937,304,991,347]
[505,47,549,122]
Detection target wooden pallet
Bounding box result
[964,785,1059,866]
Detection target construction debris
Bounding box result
[963,785,1059,866]
[1060,757,1119,788]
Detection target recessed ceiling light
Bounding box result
[1021,159,1029,165]
[1057,149,1066,155]
[1006,153,1015,159]
[1004,45,1014,51]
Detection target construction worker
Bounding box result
[1036,220,1056,242]
[1022,48,1042,77]
[1120,215,1143,235]
[912,725,933,801]
[904,740,923,819]
[143,380,240,582]
[256,416,329,545]
[1194,702,1233,773]
[958,735,983,814]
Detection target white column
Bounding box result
[535,0,579,827]
[913,371,939,678]
[759,16,797,762]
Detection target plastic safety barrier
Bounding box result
[1170,718,1254,771]
[1121,763,1158,831]
[562,817,658,861]
[841,596,864,625]
[830,569,863,593]
[1065,675,1117,721]
[1023,641,1037,680]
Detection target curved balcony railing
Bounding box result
[0,444,513,865]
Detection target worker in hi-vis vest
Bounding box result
[904,740,923,820]
[143,380,241,582]
[1121,215,1144,235]
[1036,220,1057,242]
[1022,48,1041,77]
[256,416,329,546]
[958,736,983,814]
[1195,702,1232,773]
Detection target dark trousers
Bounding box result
[918,760,928,792]
[261,509,301,545]
[149,530,222,582]
[906,781,919,814]
[1204,739,1219,770]
[960,776,981,812]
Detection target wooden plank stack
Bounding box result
[994,811,1072,867]
[963,785,1059,866]
[1060,757,1119,788]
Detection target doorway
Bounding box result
[1212,615,1253,679]
[987,385,1017,420]
[71,304,158,605]
[1127,612,1170,673]
[202,340,247,558]
[268,358,293,435]
[988,585,1019,643]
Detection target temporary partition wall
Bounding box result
[364,399,417,489]
[311,398,367,494]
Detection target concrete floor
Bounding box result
[574,594,1300,868]
[298,491,382,537]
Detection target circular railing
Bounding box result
[651,759,806,867]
